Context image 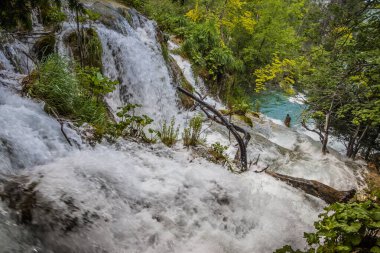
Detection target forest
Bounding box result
[0,0,379,252]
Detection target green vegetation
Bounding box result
[128,0,307,102]
[276,200,380,253]
[0,0,65,31]
[115,103,154,141]
[128,0,379,161]
[157,117,180,147]
[66,28,103,68]
[32,34,56,61]
[183,114,204,147]
[76,66,118,101]
[29,54,115,135]
[209,142,228,163]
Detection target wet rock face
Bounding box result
[0,176,103,235]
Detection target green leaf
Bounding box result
[371,246,380,253]
[341,222,361,233]
[336,245,351,252]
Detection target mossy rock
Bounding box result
[247,111,260,118]
[21,69,39,94]
[169,56,196,110]
[178,77,195,109]
[32,34,56,61]
[65,28,103,68]
[235,114,253,127]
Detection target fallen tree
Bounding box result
[177,87,251,170]
[265,171,356,204]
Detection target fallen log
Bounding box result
[265,171,356,204]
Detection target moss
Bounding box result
[32,34,56,61]
[235,115,253,127]
[65,28,103,68]
[178,77,195,109]
[365,162,380,203]
[21,69,40,94]
[247,111,260,118]
[219,109,230,115]
[118,7,133,25]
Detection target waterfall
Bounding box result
[0,1,365,252]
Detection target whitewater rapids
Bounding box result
[0,1,364,252]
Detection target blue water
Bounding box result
[252,91,306,126]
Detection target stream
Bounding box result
[0,2,365,252]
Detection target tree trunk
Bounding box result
[322,111,330,155]
[265,171,356,204]
[351,125,369,159]
[321,97,335,155]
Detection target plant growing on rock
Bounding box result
[30,54,111,132]
[157,117,180,147]
[115,104,154,140]
[209,142,228,163]
[182,114,204,147]
[76,66,118,101]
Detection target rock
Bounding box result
[32,34,56,61]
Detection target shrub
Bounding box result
[183,114,203,147]
[30,54,111,130]
[31,54,79,116]
[76,66,118,100]
[275,200,380,253]
[115,104,154,140]
[157,117,180,147]
[209,142,228,163]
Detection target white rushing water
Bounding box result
[0,2,365,252]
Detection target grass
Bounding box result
[158,117,179,147]
[183,114,204,147]
[30,54,110,131]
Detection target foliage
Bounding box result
[299,0,380,159]
[115,104,154,140]
[253,55,297,94]
[32,34,56,61]
[30,54,114,133]
[66,28,103,68]
[209,142,228,163]
[31,54,79,116]
[0,0,66,30]
[183,114,204,147]
[138,0,306,103]
[157,117,180,147]
[276,201,380,253]
[76,66,118,100]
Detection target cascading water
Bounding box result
[0,1,366,252]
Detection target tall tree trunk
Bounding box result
[351,125,369,159]
[347,125,360,158]
[321,97,335,155]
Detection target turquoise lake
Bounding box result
[252,91,306,126]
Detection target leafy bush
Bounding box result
[209,142,228,163]
[30,54,112,130]
[157,117,180,147]
[31,54,80,116]
[115,104,154,140]
[76,66,118,100]
[276,201,380,253]
[183,114,203,147]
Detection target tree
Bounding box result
[300,0,380,158]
